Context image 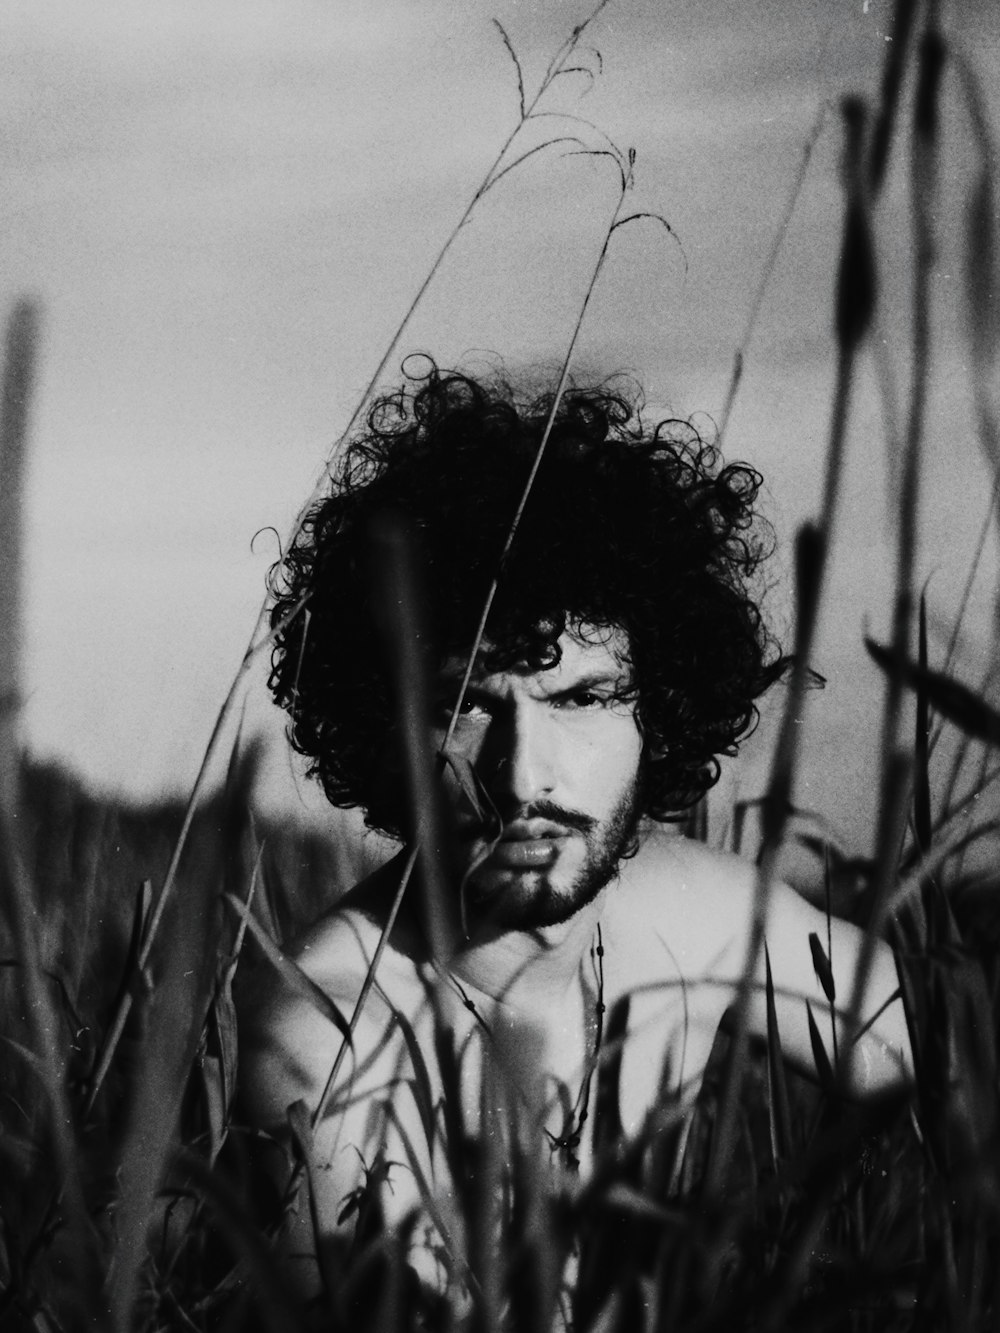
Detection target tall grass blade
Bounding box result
[731,108,876,1134]
[284,1097,341,1307]
[368,512,458,961]
[964,176,1000,386]
[200,853,261,1163]
[956,51,1000,664]
[387,1004,438,1160]
[88,591,309,1106]
[877,21,944,807]
[108,883,216,1333]
[807,932,836,1006]
[914,590,933,853]
[868,0,920,195]
[938,477,999,689]
[865,637,1000,746]
[223,890,352,1043]
[0,301,102,1312]
[471,1047,504,1333]
[311,844,419,1129]
[441,159,667,745]
[173,1146,301,1333]
[805,1002,837,1097]
[719,105,828,443]
[764,947,792,1169]
[383,1098,474,1293]
[100,8,628,1131]
[86,879,153,1108]
[0,299,37,777]
[810,923,841,1072]
[493,19,525,120]
[835,100,877,356]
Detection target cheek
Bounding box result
[434,726,490,814]
[434,723,489,777]
[575,718,643,798]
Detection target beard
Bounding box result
[457,781,643,933]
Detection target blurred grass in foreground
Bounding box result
[3,1,1000,1329]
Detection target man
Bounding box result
[238,365,910,1308]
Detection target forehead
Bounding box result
[443,623,632,686]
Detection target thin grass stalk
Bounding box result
[311,513,469,1132]
[849,19,946,1027]
[932,755,1000,834]
[86,591,309,1109]
[913,592,932,853]
[937,661,997,836]
[823,844,839,1071]
[269,0,619,583]
[889,814,1000,915]
[938,471,999,682]
[763,947,792,1170]
[108,887,216,1333]
[870,303,905,533]
[951,741,994,887]
[0,299,35,785]
[279,0,616,559]
[705,90,878,1210]
[0,302,101,1304]
[866,634,1000,750]
[939,49,1000,887]
[954,48,1000,512]
[310,845,418,1130]
[0,815,98,1289]
[440,156,661,748]
[707,373,858,1188]
[867,0,920,198]
[368,514,458,962]
[471,1049,504,1333]
[878,20,943,774]
[0,303,45,1132]
[171,1147,300,1333]
[718,104,828,445]
[90,9,624,1115]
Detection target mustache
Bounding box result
[461,800,597,839]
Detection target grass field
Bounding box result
[2,2,1000,1329]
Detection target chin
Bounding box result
[462,869,602,933]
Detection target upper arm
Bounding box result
[240,965,403,1159]
[237,952,409,1295]
[751,880,912,1095]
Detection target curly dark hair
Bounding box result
[268,362,786,837]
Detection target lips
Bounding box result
[487,837,562,868]
[461,819,571,871]
[495,819,569,841]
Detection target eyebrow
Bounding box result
[545,671,631,695]
[440,668,632,697]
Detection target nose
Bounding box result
[482,700,556,809]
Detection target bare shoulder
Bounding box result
[237,905,385,1043]
[613,825,862,973]
[288,903,388,997]
[608,823,758,979]
[236,901,421,1133]
[624,822,758,894]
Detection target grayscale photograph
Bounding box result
[1,1,998,1328]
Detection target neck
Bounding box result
[355,847,610,1009]
[448,891,608,1009]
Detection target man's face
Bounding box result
[433,624,644,932]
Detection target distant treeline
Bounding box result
[13,753,381,1029]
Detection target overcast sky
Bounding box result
[4,0,998,853]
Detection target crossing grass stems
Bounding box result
[2,1,1000,1328]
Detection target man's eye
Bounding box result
[437,696,491,722]
[460,697,490,717]
[559,690,606,709]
